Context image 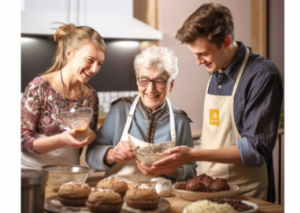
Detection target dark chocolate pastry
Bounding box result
[176,183,187,190]
[185,179,207,192]
[176,174,230,193]
[210,178,230,192]
[196,173,214,189]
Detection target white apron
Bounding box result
[104,94,176,183]
[21,133,79,169]
[201,48,268,200]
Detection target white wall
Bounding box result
[268,0,284,205]
[159,0,251,132]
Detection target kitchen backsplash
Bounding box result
[22,37,140,93]
[21,90,139,115]
[97,91,139,115]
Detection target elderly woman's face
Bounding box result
[137,67,174,111]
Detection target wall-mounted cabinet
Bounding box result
[21,0,163,40]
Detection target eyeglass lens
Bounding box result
[138,78,166,88]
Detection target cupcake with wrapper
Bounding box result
[85,187,123,213]
[125,183,160,210]
[96,176,128,198]
[58,181,91,206]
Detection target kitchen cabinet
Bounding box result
[21,0,162,40]
[21,0,68,35]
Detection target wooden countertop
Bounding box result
[44,186,284,213]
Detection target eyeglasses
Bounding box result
[137,77,168,88]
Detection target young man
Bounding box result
[151,3,283,201]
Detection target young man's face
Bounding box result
[187,37,227,73]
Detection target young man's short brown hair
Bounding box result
[176,3,234,48]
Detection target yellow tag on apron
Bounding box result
[209,109,219,125]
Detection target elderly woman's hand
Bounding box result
[151,146,195,170]
[105,141,137,165]
[136,161,176,177]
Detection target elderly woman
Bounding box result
[86,45,197,183]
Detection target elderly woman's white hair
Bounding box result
[134,45,179,82]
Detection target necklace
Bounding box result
[60,70,82,112]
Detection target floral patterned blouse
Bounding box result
[21,76,99,153]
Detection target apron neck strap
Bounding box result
[120,94,176,143]
[166,97,176,142]
[205,47,250,93]
[232,47,249,94]
[120,94,140,140]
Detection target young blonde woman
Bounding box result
[21,23,107,169]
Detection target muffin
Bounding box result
[196,173,214,189]
[176,174,230,193]
[85,188,123,213]
[125,183,160,210]
[177,183,187,190]
[210,178,230,192]
[96,177,128,197]
[186,179,207,192]
[58,181,91,206]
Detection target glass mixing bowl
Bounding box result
[60,107,93,141]
[41,165,91,191]
[134,144,175,167]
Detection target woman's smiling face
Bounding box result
[137,67,174,112]
[68,41,105,83]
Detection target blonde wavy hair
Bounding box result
[42,23,107,74]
